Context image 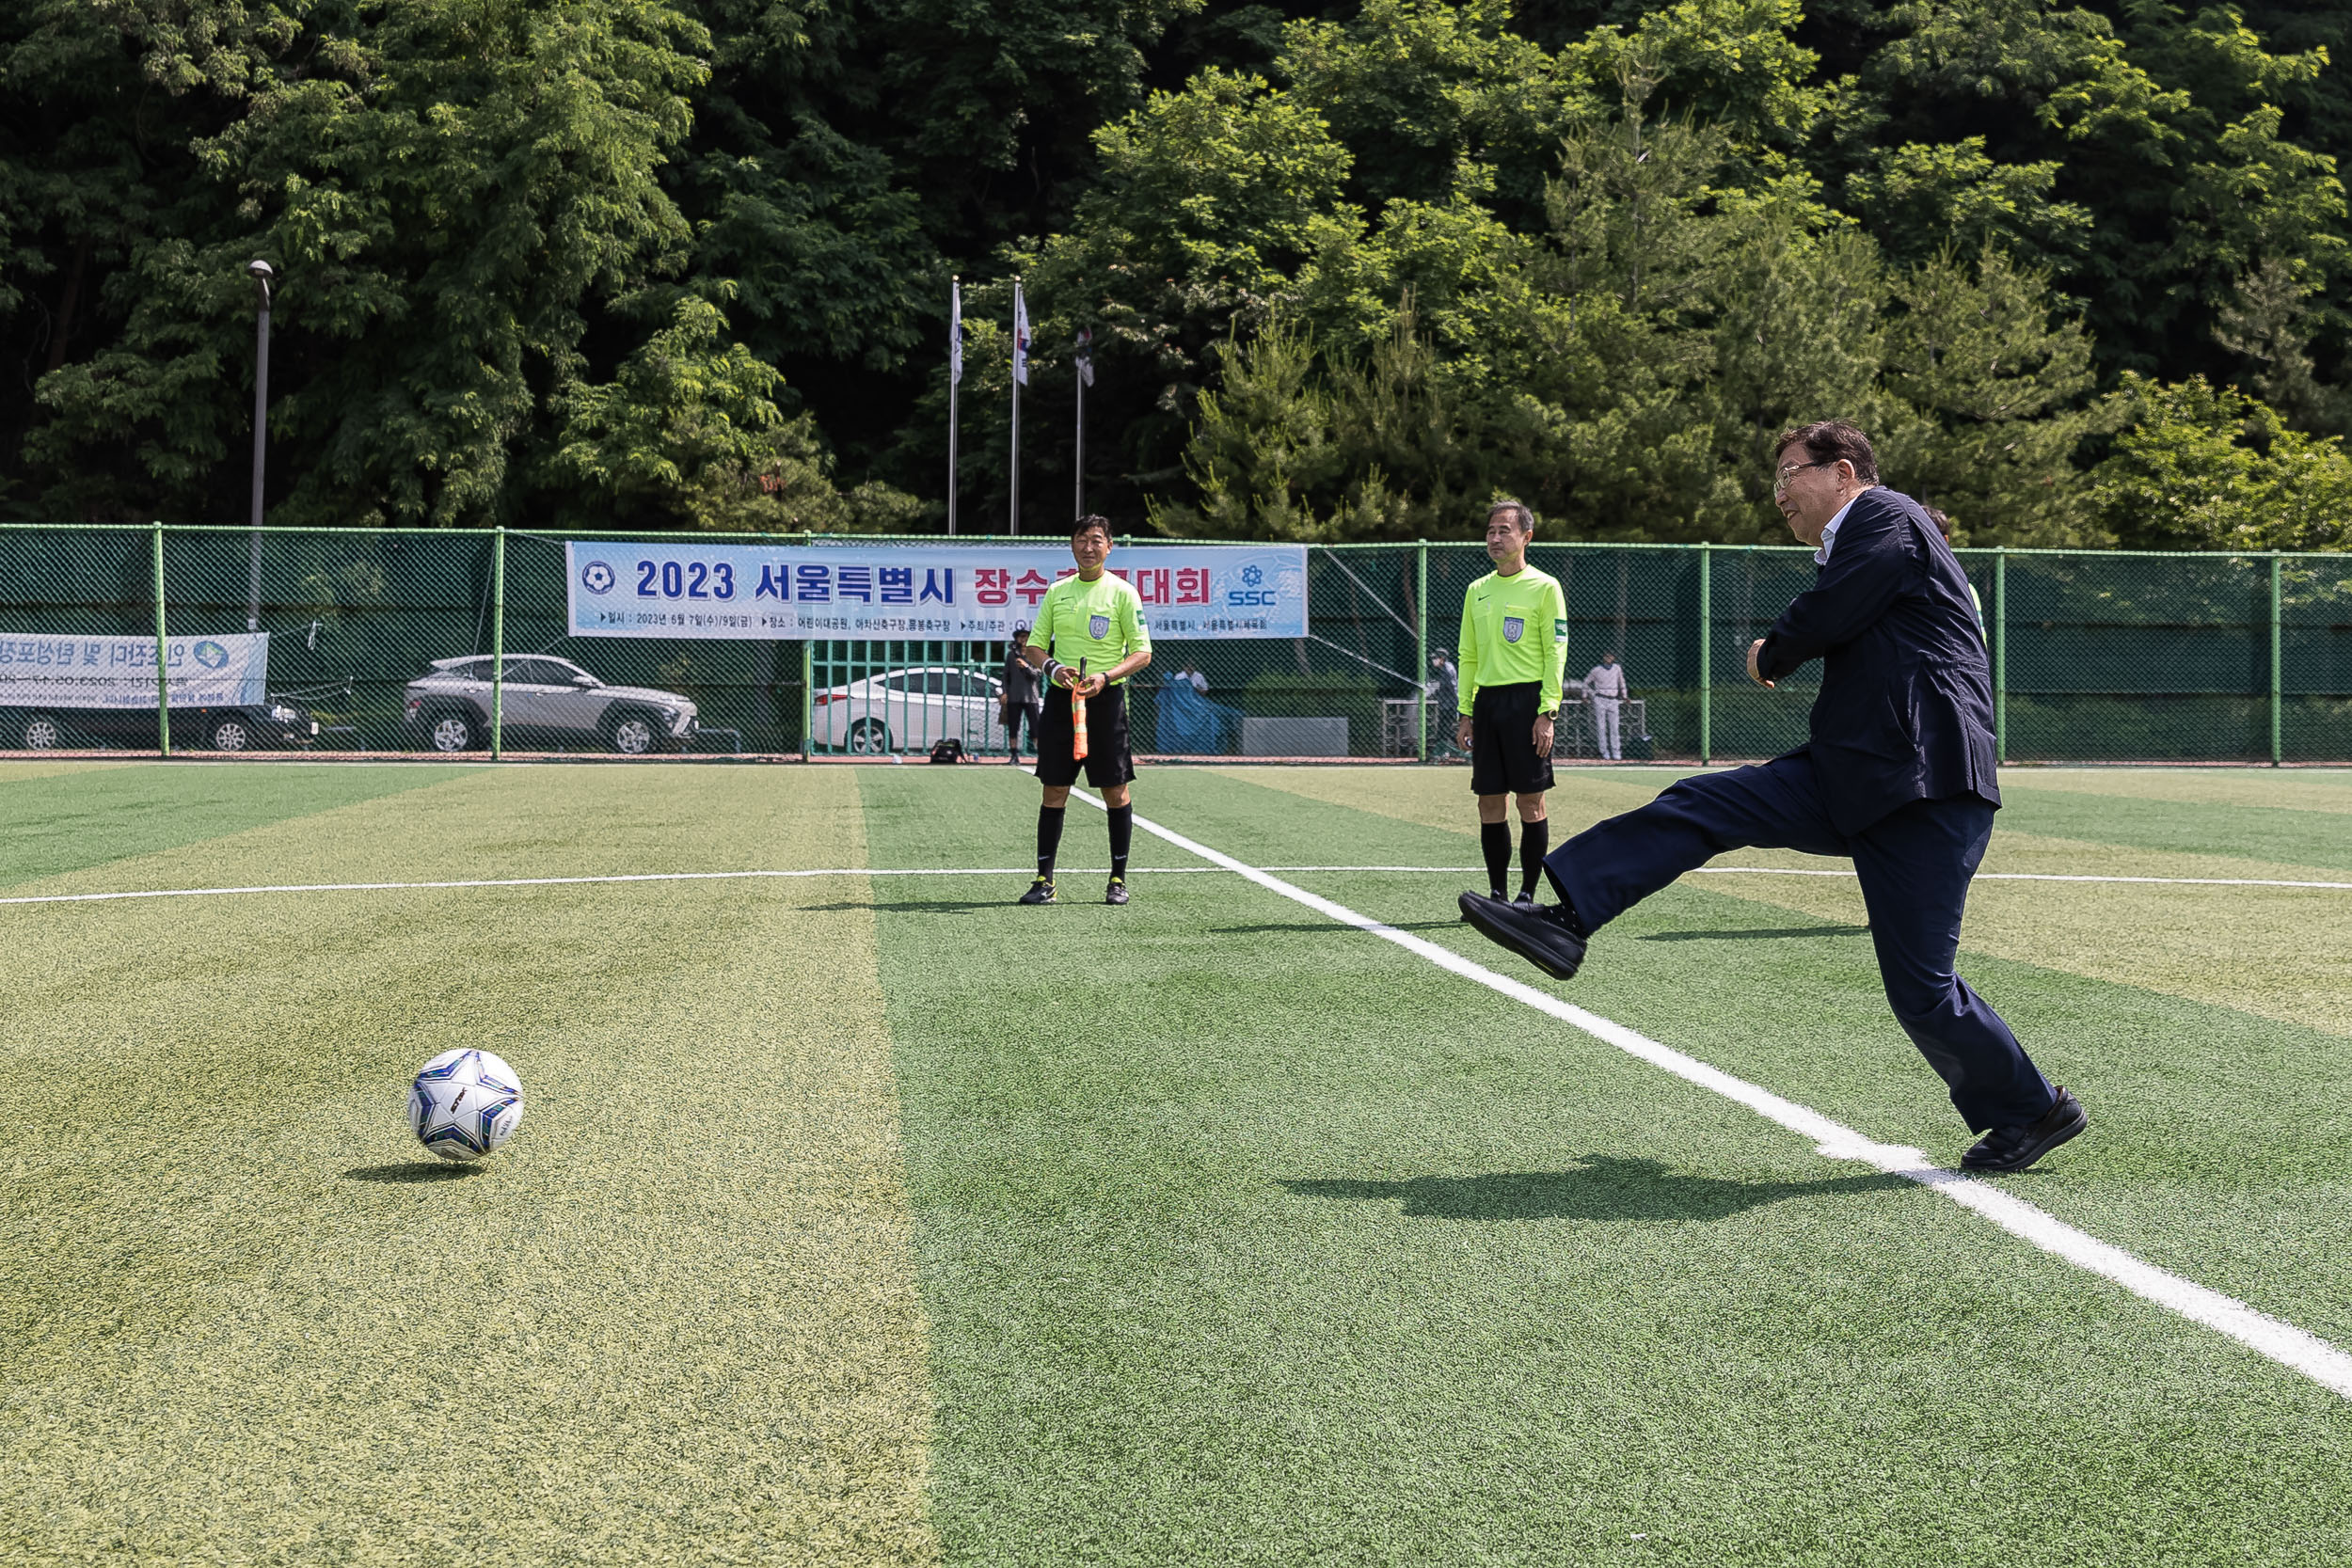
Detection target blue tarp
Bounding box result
[1152,673,1242,754]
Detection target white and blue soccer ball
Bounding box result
[408,1049,525,1162]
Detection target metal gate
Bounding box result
[805,638,1008,755]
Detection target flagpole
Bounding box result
[1074,341,1086,520]
[947,277,961,537]
[1009,277,1024,536]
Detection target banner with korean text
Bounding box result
[564,542,1308,641]
[0,632,268,709]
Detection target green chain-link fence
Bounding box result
[0,523,2345,763]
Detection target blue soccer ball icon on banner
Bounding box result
[581,560,616,594]
[408,1049,526,1163]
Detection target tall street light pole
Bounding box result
[246,259,274,632]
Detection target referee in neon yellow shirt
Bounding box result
[1454,500,1567,903]
[1018,515,1153,906]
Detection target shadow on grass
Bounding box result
[802,898,1019,914]
[1211,920,1461,935]
[1642,924,1870,942]
[343,1163,486,1183]
[1281,1156,1908,1222]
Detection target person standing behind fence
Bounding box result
[1925,508,1986,642]
[1428,649,1464,759]
[1001,625,1043,762]
[1584,653,1628,760]
[1454,500,1568,904]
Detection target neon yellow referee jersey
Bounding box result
[1031,570,1151,683]
[1457,564,1567,712]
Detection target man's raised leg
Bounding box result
[1461,755,1843,976]
[1548,755,1843,929]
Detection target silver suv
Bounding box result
[404,656,697,753]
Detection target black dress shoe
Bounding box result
[1457,891,1588,979]
[1962,1086,2087,1174]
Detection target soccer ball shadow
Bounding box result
[342,1162,487,1183]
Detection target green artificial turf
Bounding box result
[8,760,2352,1566]
[0,762,475,888]
[1991,784,2352,869]
[858,768,2352,1567]
[0,767,935,1567]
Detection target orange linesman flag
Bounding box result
[1072,659,1090,761]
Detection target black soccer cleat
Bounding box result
[1018,877,1057,906]
[1962,1086,2088,1174]
[1458,890,1588,980]
[1514,890,1535,906]
[1104,876,1130,906]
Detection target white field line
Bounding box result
[1694,866,2352,892]
[1063,786,2352,1402]
[6,862,2351,910]
[0,865,1488,909]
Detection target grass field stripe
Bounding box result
[0,866,1506,907]
[1694,866,2352,891]
[1065,787,2352,1402]
[13,863,2352,910]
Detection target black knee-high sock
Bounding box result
[1480,820,1513,895]
[1519,816,1549,896]
[1037,805,1066,879]
[1107,804,1134,879]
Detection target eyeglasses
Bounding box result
[1773,459,1830,499]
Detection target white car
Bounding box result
[811,665,1004,754]
[404,655,697,753]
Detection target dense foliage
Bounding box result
[6,0,2352,546]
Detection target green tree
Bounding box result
[550,293,914,530]
[24,0,721,527]
[2090,372,2352,547]
[1878,246,2103,544]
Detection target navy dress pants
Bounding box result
[1546,753,2056,1132]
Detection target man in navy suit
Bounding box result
[1458,420,2086,1174]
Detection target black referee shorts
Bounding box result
[1469,681,1555,795]
[1035,682,1136,788]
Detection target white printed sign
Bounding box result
[0,632,269,708]
[564,542,1309,641]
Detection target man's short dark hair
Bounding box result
[1073,515,1111,541]
[1486,499,1535,534]
[1923,506,1953,542]
[1772,420,1879,484]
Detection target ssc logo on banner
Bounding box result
[1089,613,1110,639]
[1502,616,1525,643]
[581,561,617,594]
[193,640,230,669]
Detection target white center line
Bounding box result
[4,863,2347,910]
[1064,787,2352,1402]
[0,866,1494,908]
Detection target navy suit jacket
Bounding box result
[1755,486,2000,835]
